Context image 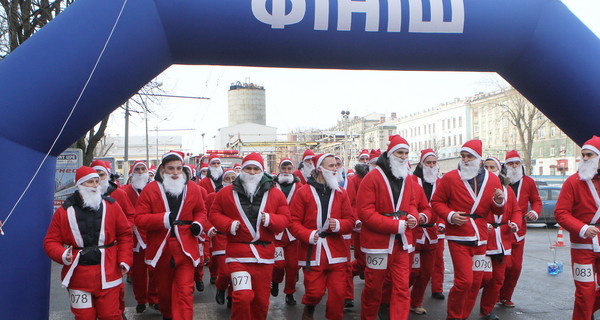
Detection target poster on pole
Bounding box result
[54,148,83,210]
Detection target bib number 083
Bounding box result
[573,263,594,282]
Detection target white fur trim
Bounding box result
[580,225,590,239]
[331,219,340,233]
[92,165,109,176]
[316,153,333,169]
[192,221,203,235]
[242,160,263,171]
[76,172,99,185]
[583,144,600,156]
[505,157,521,163]
[420,152,437,164]
[61,248,72,266]
[120,262,130,273]
[388,144,409,156]
[163,212,171,229]
[398,220,406,234]
[162,152,183,161]
[529,210,539,221]
[262,212,270,227]
[309,230,318,245]
[231,221,240,235]
[303,155,314,161]
[461,147,482,160]
[419,213,429,224]
[447,211,457,224]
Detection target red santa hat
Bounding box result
[461,139,483,160]
[302,149,315,161]
[485,157,502,170]
[183,164,195,177]
[223,168,236,179]
[334,155,344,163]
[347,169,355,176]
[420,149,437,165]
[369,149,381,163]
[357,149,370,159]
[386,135,410,155]
[233,163,242,170]
[582,136,600,156]
[90,159,110,176]
[103,161,113,175]
[198,162,209,172]
[504,150,522,163]
[148,165,157,175]
[208,154,221,164]
[279,158,294,168]
[128,160,147,176]
[312,153,334,169]
[241,152,264,171]
[162,150,185,162]
[75,166,99,186]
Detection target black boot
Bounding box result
[344,299,354,308]
[215,289,225,305]
[135,303,146,313]
[302,305,316,320]
[196,281,204,292]
[227,296,232,309]
[431,292,445,300]
[378,303,390,320]
[285,294,297,305]
[271,281,279,297]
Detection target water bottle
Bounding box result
[547,262,559,275]
[556,260,564,273]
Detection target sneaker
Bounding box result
[135,303,146,313]
[196,281,204,292]
[500,299,515,308]
[285,294,297,305]
[271,281,279,297]
[344,299,354,308]
[431,292,445,300]
[411,306,427,315]
[480,312,500,320]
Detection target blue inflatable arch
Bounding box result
[0,0,598,317]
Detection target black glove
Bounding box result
[190,223,201,236]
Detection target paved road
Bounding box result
[49,225,577,319]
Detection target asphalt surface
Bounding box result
[49,225,578,319]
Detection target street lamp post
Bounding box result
[341,110,350,165]
[201,133,205,154]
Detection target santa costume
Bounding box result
[200,154,224,194]
[293,149,315,185]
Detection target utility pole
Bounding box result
[124,101,130,176]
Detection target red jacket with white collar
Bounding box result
[486,186,522,255]
[410,174,437,245]
[511,175,542,241]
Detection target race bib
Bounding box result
[472,255,492,272]
[366,253,388,270]
[412,253,421,269]
[274,246,285,261]
[573,263,594,282]
[231,271,252,291]
[69,289,92,309]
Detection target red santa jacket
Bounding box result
[44,194,133,291]
[135,180,207,267]
[205,191,227,256]
[431,169,504,245]
[209,177,290,264]
[122,184,148,252]
[357,167,419,254]
[511,175,542,241]
[346,173,363,220]
[199,176,219,194]
[288,182,355,266]
[274,180,302,244]
[486,185,522,256]
[555,173,600,251]
[410,175,437,245]
[293,169,308,185]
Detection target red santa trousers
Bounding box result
[131,249,158,305]
[214,255,231,291]
[480,256,506,315]
[154,237,195,320]
[499,239,524,301]
[69,266,122,320]
[410,243,437,307]
[302,252,348,320]
[431,238,445,293]
[228,261,273,320]
[568,248,600,320]
[446,241,486,320]
[360,243,410,320]
[272,241,299,295]
[352,232,366,276]
[344,238,354,300]
[209,254,219,279]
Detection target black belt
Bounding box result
[419,223,436,228]
[216,231,225,235]
[380,211,408,218]
[239,240,272,247]
[74,241,116,252]
[318,232,334,238]
[461,213,483,219]
[173,220,193,226]
[451,240,478,247]
[491,222,507,228]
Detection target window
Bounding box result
[453,118,456,129]
[550,126,556,137]
[503,118,508,128]
[442,121,445,130]
[459,116,462,127]
[550,147,556,156]
[539,147,544,157]
[453,135,457,145]
[539,167,544,175]
[459,134,463,145]
[538,127,546,139]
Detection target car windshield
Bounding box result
[550,189,561,200]
[538,189,549,200]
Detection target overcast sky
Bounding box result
[106,0,600,154]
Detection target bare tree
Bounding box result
[498,88,548,175]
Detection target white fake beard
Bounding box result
[423,165,439,184]
[578,158,599,181]
[209,166,223,180]
[321,168,341,191]
[131,172,149,190]
[240,171,262,200]
[506,165,524,184]
[336,168,345,183]
[300,162,314,180]
[98,178,109,194]
[459,159,481,181]
[278,173,294,184]
[389,155,409,180]
[163,173,186,196]
[200,172,207,179]
[78,185,102,211]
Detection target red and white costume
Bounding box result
[431,140,504,320]
[358,136,419,320]
[289,154,355,320]
[135,171,207,320]
[44,181,133,319]
[555,136,600,320]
